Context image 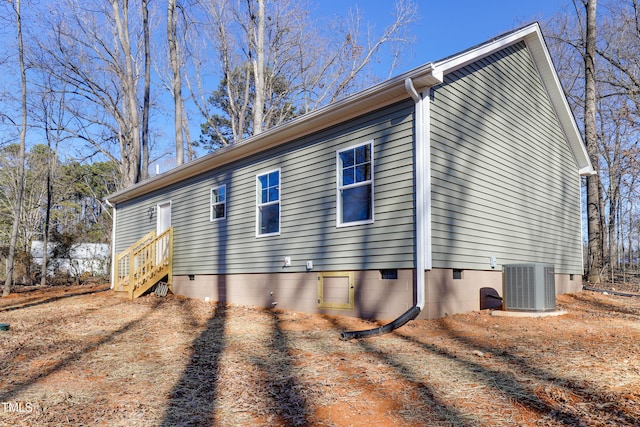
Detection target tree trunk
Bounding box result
[40,161,53,287]
[141,0,151,179]
[608,180,618,272]
[3,0,27,297]
[629,200,634,267]
[584,0,602,283]
[184,108,195,161]
[251,0,265,135]
[168,0,184,165]
[111,0,141,187]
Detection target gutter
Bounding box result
[580,166,597,176]
[340,76,439,340]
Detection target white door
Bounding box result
[157,201,171,234]
[156,201,171,262]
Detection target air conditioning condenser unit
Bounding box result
[503,263,555,312]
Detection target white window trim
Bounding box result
[255,168,281,237]
[210,184,227,222]
[336,140,374,227]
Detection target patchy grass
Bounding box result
[0,284,639,426]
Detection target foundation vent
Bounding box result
[503,263,555,311]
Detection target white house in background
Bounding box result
[31,241,110,277]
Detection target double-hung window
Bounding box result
[210,185,226,221]
[337,141,373,226]
[256,169,280,236]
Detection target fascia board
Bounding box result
[433,24,543,74]
[108,64,442,204]
[522,28,594,176]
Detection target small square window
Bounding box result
[453,269,463,280]
[210,185,226,221]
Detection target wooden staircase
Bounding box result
[113,227,173,299]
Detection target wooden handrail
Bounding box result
[114,227,173,298]
[114,230,156,290]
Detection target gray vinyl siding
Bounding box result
[430,41,583,273]
[115,101,417,274]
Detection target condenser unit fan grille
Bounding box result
[503,263,555,311]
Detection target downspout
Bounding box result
[105,199,116,289]
[406,77,429,312]
[340,77,430,340]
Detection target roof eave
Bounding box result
[522,25,595,176]
[107,63,442,204]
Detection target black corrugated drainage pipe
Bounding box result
[339,306,421,340]
[583,285,640,297]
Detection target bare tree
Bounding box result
[250,0,266,135]
[546,0,640,281]
[31,76,69,286]
[35,0,145,188]
[3,0,28,296]
[40,144,54,286]
[597,101,630,272]
[308,1,418,107]
[195,0,418,149]
[596,0,640,120]
[168,0,185,165]
[111,0,142,186]
[0,144,53,286]
[584,0,640,279]
[583,0,602,283]
[141,0,151,179]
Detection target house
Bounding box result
[106,23,593,320]
[31,241,110,277]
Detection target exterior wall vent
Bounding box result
[503,263,556,311]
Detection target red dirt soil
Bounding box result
[0,283,639,426]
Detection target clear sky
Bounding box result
[315,0,571,74]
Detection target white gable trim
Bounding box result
[433,22,593,176]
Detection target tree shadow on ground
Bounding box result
[328,312,640,426]
[161,303,227,427]
[326,317,475,425]
[0,297,161,403]
[390,322,640,426]
[250,308,312,426]
[0,286,110,313]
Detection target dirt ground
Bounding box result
[0,283,639,427]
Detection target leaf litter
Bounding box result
[0,283,639,426]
